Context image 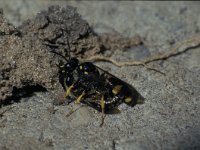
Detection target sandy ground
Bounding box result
[0,1,200,150]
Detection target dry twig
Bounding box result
[86,36,200,74]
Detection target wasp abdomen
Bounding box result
[108,77,145,107]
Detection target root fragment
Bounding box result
[86,36,200,75]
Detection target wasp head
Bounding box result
[64,58,79,73]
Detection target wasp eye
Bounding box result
[64,63,72,72]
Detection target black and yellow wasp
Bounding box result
[51,40,145,126]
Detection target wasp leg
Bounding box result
[100,95,106,127]
[66,105,75,117]
[75,91,86,104]
[66,91,85,117]
[66,105,82,117]
[74,80,98,104]
[65,84,74,99]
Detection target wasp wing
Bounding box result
[94,64,145,106]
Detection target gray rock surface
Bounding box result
[0,1,200,150]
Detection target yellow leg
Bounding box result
[100,96,106,127]
[75,91,86,104]
[65,84,74,98]
[100,95,105,114]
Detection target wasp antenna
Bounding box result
[50,50,68,62]
[55,63,60,68]
[66,37,71,60]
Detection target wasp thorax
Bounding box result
[78,62,99,76]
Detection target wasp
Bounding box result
[51,40,145,126]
